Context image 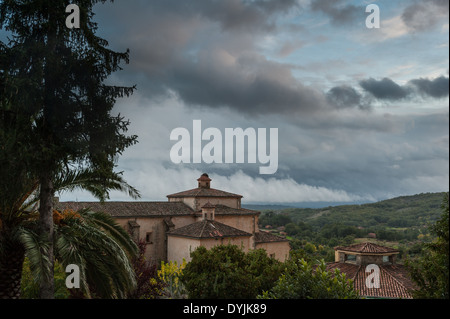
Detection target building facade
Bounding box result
[58,173,290,264]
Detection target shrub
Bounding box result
[259,258,359,299]
[181,245,283,299]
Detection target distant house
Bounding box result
[327,242,415,299]
[57,173,290,264]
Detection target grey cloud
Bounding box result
[359,78,411,101]
[199,0,299,32]
[402,0,449,32]
[135,0,299,33]
[97,2,447,118]
[326,85,369,110]
[95,0,307,114]
[310,0,362,26]
[358,76,449,101]
[409,76,449,98]
[282,111,449,201]
[167,51,327,115]
[95,0,299,68]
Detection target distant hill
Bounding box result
[262,192,448,229]
[242,204,294,211]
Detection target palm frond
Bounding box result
[53,168,140,202]
[17,226,51,286]
[53,211,137,298]
[81,209,138,256]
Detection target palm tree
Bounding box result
[0,168,140,299]
[26,207,138,299]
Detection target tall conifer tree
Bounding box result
[0,0,137,298]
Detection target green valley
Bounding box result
[258,192,448,262]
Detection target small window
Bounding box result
[346,254,356,262]
[382,255,389,263]
[145,232,153,244]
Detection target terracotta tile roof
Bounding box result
[335,242,399,254]
[326,262,415,299]
[56,201,194,217]
[202,202,216,208]
[254,231,290,243]
[326,262,361,280]
[194,204,259,216]
[382,264,417,292]
[167,220,252,239]
[167,187,243,198]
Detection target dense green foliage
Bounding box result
[21,258,70,299]
[181,245,283,299]
[260,192,445,229]
[406,193,449,299]
[259,258,359,299]
[181,244,358,299]
[259,192,446,262]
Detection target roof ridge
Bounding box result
[381,265,410,291]
[167,187,243,198]
[355,265,362,280]
[168,219,252,239]
[199,220,209,237]
[336,242,398,253]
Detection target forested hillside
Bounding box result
[258,192,448,262]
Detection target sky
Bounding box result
[57,0,449,205]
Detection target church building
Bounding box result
[57,173,291,264]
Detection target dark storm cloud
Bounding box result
[326,85,369,110]
[95,0,330,116]
[359,78,411,101]
[134,0,299,33]
[402,0,449,32]
[197,0,299,32]
[358,76,449,101]
[167,52,327,115]
[96,0,299,69]
[96,1,447,116]
[309,0,363,26]
[409,76,449,98]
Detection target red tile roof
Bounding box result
[167,187,243,198]
[326,262,361,280]
[167,220,252,239]
[201,202,216,208]
[335,242,399,254]
[56,201,194,217]
[326,262,415,299]
[194,204,259,216]
[254,231,290,243]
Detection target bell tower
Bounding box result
[197,173,211,189]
